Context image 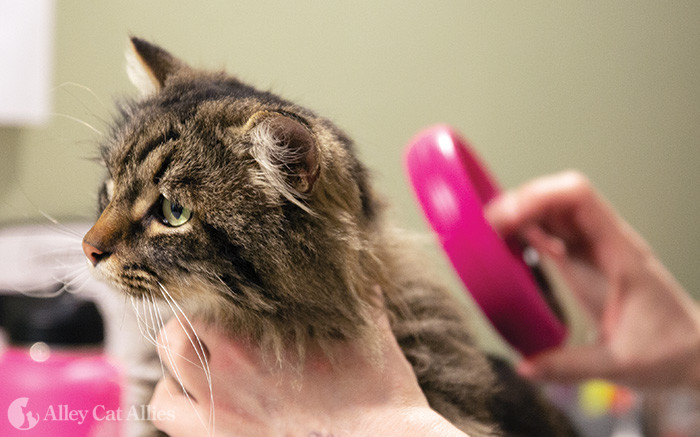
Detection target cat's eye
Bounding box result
[161,197,192,227]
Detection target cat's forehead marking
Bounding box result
[118,156,170,219]
[131,189,158,222]
[133,127,180,167]
[151,150,174,185]
[115,125,178,186]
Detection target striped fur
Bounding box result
[87,38,577,436]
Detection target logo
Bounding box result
[7,398,39,430]
[5,397,175,430]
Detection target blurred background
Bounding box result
[2,0,699,333]
[1,2,699,435]
[3,0,699,329]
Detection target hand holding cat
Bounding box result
[148,304,469,437]
[486,171,700,389]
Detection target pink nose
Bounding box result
[82,240,109,266]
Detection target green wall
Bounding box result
[1,1,698,351]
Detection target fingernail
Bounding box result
[485,193,515,231]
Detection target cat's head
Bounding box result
[82,38,386,344]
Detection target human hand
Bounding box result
[148,304,468,437]
[486,171,700,389]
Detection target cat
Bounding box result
[82,37,577,436]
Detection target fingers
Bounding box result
[485,170,620,251]
[155,318,213,402]
[150,320,253,436]
[151,318,273,432]
[521,225,568,261]
[150,378,211,436]
[486,171,591,234]
[154,319,260,400]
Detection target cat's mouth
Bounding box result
[88,257,162,299]
[116,264,162,298]
[95,260,207,306]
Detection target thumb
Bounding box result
[485,191,521,238]
[518,345,617,384]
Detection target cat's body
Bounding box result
[83,38,576,436]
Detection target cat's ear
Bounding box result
[126,37,186,96]
[246,111,320,205]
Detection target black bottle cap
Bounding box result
[0,289,104,346]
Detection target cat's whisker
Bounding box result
[141,296,159,334]
[56,269,92,294]
[145,298,207,372]
[64,276,93,296]
[147,290,177,400]
[29,243,85,257]
[32,211,90,240]
[50,113,103,136]
[53,81,110,114]
[47,258,88,276]
[144,292,159,334]
[157,284,213,378]
[0,186,89,239]
[129,293,172,412]
[144,293,159,339]
[154,294,212,437]
[147,292,202,368]
[157,282,215,436]
[4,254,87,285]
[0,236,90,297]
[119,294,130,330]
[34,255,86,270]
[50,265,90,284]
[130,296,160,347]
[0,240,84,267]
[3,275,65,296]
[144,293,168,367]
[18,287,67,299]
[16,273,84,298]
[151,299,192,403]
[129,296,147,336]
[0,233,83,244]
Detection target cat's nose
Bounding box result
[82,240,111,266]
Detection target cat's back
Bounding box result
[383,249,577,436]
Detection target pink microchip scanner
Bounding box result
[404,125,566,356]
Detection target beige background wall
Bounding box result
[1,1,698,350]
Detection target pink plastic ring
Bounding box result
[404,125,566,356]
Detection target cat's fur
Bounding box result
[83,38,576,436]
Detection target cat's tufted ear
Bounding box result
[246,111,320,207]
[126,37,186,96]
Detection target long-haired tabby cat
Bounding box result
[82,37,576,436]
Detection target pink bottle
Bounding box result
[0,292,122,436]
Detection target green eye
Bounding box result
[161,197,192,227]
